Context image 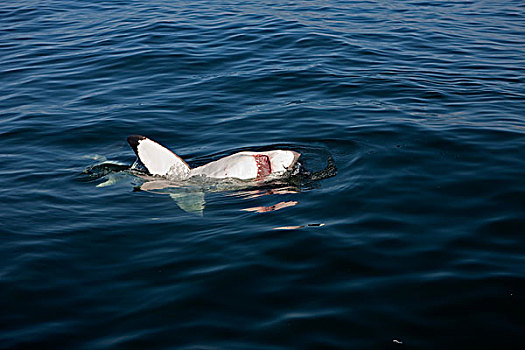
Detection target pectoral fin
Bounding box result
[169,192,206,216]
[128,135,191,178]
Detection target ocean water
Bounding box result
[1,1,524,349]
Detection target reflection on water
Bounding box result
[233,188,300,199]
[242,200,298,213]
[274,223,325,230]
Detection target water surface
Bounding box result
[1,1,524,349]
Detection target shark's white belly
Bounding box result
[127,135,299,181]
[190,153,259,180]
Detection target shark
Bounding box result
[84,135,336,215]
[127,135,301,181]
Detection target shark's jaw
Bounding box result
[254,154,272,179]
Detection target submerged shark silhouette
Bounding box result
[84,136,336,215]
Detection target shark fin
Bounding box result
[169,192,206,216]
[96,173,126,187]
[127,135,190,178]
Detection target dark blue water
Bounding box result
[1,1,524,349]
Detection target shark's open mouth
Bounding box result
[254,154,271,179]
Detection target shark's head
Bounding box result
[265,150,301,174]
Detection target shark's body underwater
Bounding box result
[127,135,301,181]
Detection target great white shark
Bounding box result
[127,135,301,181]
[85,135,336,215]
